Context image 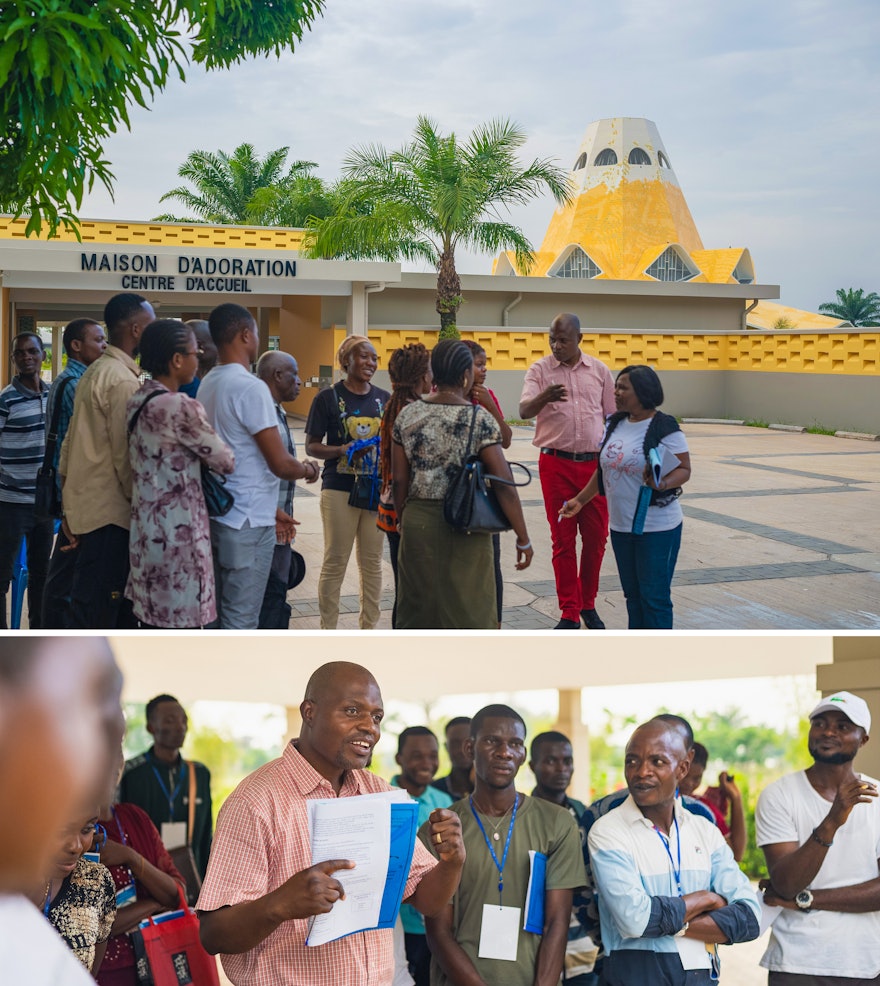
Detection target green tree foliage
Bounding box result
[818,287,880,326]
[0,0,325,235]
[303,116,572,331]
[156,143,319,224]
[245,174,338,228]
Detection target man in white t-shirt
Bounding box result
[756,691,880,985]
[198,304,319,628]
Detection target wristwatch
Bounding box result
[795,889,814,911]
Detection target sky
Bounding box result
[79,0,880,314]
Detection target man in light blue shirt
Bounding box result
[392,726,452,986]
[588,720,759,986]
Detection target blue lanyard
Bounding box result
[469,795,520,905]
[42,883,53,918]
[110,806,128,846]
[653,815,682,896]
[150,756,187,820]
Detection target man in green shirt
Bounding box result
[422,704,585,986]
[119,694,213,878]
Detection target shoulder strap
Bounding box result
[127,388,165,435]
[41,374,75,468]
[185,761,196,845]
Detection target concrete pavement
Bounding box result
[286,420,880,630]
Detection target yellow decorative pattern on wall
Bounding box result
[365,328,880,376]
[0,216,305,250]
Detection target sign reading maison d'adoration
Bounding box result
[80,251,297,293]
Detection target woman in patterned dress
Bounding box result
[391,339,534,629]
[125,320,234,628]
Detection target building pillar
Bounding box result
[817,638,880,777]
[554,688,591,803]
[283,704,303,748]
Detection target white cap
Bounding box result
[809,691,871,733]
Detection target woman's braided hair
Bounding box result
[380,342,431,481]
[431,338,473,388]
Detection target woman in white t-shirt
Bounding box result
[559,365,690,629]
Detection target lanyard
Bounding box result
[469,795,519,905]
[42,884,53,918]
[110,806,128,846]
[150,756,187,820]
[653,814,682,896]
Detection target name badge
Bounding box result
[161,821,187,850]
[478,904,520,962]
[116,881,137,908]
[83,851,101,863]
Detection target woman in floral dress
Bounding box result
[126,319,234,628]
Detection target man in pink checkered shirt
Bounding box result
[197,661,465,985]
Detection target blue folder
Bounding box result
[375,800,420,929]
[523,850,547,934]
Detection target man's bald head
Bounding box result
[628,719,690,759]
[551,312,581,336]
[257,350,301,404]
[298,663,384,788]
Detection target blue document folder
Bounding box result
[375,801,420,929]
[523,850,547,934]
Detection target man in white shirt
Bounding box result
[756,691,880,985]
[198,303,318,628]
[0,637,124,985]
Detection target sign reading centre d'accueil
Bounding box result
[80,251,297,293]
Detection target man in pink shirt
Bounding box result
[519,313,615,629]
[197,661,465,986]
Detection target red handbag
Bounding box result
[131,887,220,986]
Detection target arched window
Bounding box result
[645,247,697,282]
[657,150,671,168]
[628,148,651,165]
[593,148,618,166]
[551,247,602,279]
[573,152,587,171]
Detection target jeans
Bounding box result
[610,523,682,629]
[0,500,54,629]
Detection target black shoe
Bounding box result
[554,618,581,629]
[580,608,606,630]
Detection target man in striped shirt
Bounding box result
[0,332,51,628]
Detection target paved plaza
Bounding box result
[286,419,880,631]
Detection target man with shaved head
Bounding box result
[0,637,124,982]
[256,350,303,628]
[198,661,465,985]
[519,313,615,630]
[588,720,759,985]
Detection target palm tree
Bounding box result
[818,288,880,326]
[155,143,317,224]
[303,116,572,333]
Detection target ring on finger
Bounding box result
[434,832,442,845]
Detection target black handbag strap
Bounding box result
[462,404,531,488]
[127,388,165,435]
[41,375,74,470]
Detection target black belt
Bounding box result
[540,448,598,462]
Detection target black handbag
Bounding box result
[443,405,531,534]
[128,389,235,518]
[34,375,73,522]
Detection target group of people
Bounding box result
[2,298,689,629]
[3,642,876,986]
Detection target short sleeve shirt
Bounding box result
[600,416,688,532]
[47,857,116,972]
[197,363,280,529]
[419,795,585,986]
[305,383,389,493]
[393,403,502,500]
[197,742,438,986]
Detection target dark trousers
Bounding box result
[0,500,54,629]
[404,932,431,986]
[491,531,503,624]
[41,528,77,628]
[610,523,682,629]
[258,543,293,629]
[769,974,880,985]
[386,529,400,629]
[67,524,137,629]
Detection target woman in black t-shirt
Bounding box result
[305,336,390,629]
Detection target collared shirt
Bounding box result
[275,402,295,520]
[197,742,438,986]
[59,346,141,534]
[45,358,86,497]
[0,376,48,503]
[520,351,615,453]
[588,795,759,984]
